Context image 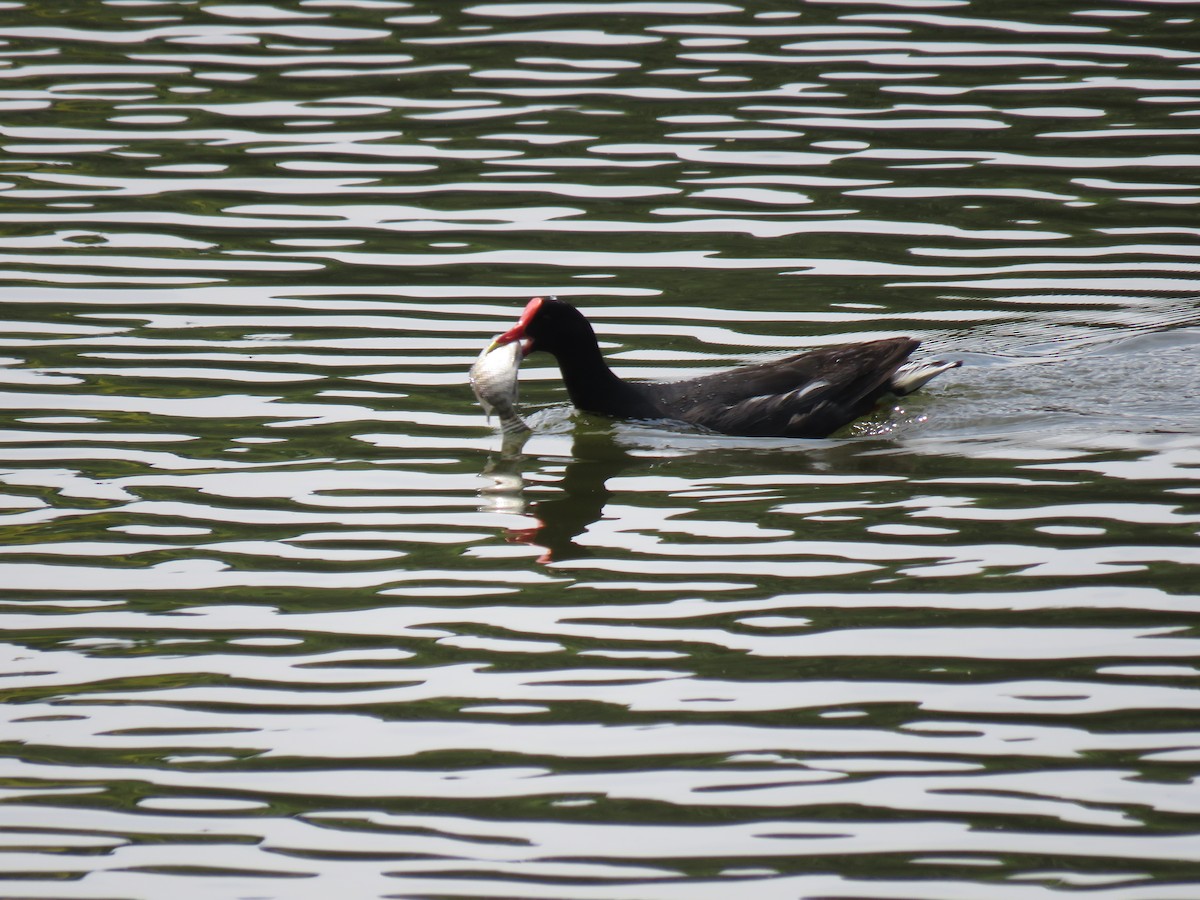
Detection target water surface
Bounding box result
[2,1,1200,897]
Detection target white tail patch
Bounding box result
[889,360,960,396]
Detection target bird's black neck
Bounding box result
[548,340,660,420]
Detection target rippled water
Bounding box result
[3,1,1200,897]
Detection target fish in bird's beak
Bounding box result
[470,334,529,435]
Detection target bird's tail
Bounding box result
[889,358,961,395]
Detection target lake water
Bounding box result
[2,1,1200,898]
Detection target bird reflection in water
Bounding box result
[475,417,925,565]
[477,422,643,564]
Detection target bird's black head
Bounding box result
[493,296,595,359]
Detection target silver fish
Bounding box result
[469,337,530,435]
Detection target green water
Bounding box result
[1,1,1200,897]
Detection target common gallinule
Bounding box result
[491,296,959,438]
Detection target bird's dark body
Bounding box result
[500,297,954,438]
[642,338,920,437]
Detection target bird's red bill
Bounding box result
[496,296,544,352]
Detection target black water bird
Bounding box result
[492,296,959,438]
